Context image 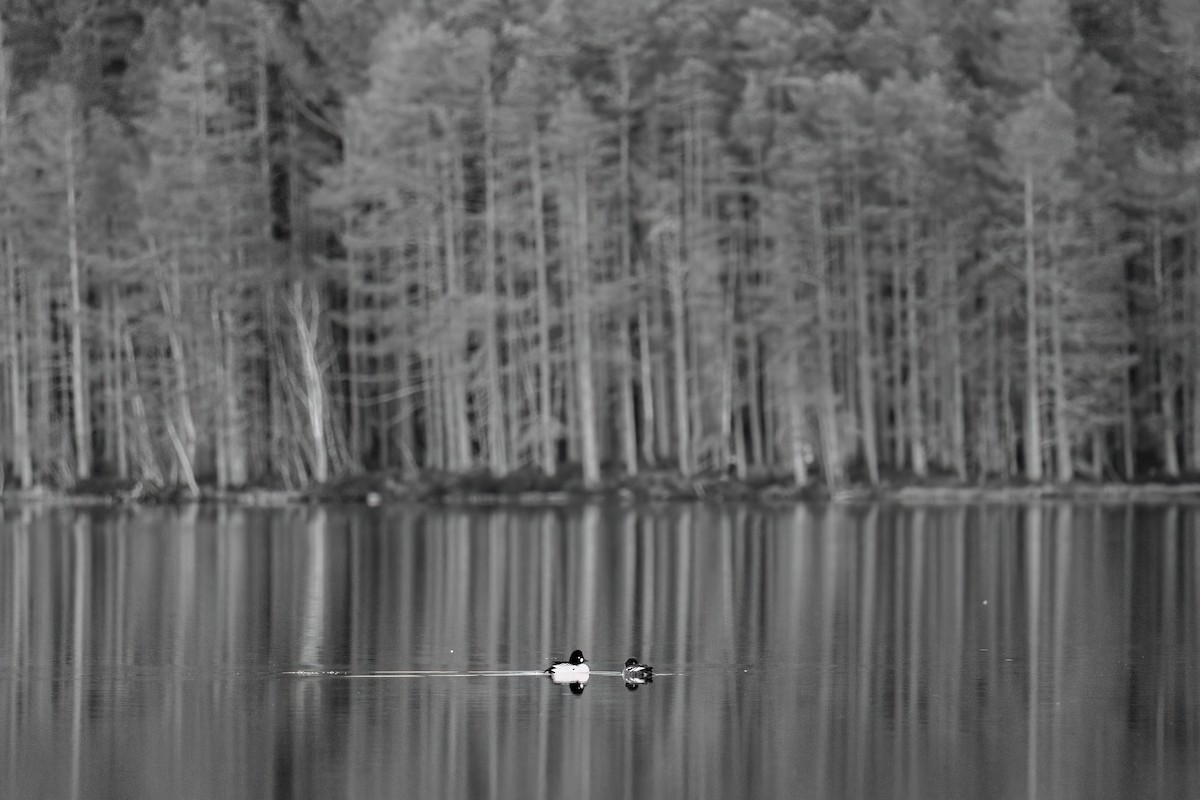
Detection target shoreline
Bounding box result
[5,470,1200,507]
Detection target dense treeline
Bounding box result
[1,0,1199,492]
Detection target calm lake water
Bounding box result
[1,502,1198,799]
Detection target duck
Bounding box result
[622,657,653,687]
[545,649,590,682]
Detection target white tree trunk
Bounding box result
[65,119,89,480]
[1024,163,1043,481]
[291,280,328,485]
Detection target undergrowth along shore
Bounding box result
[5,468,1200,506]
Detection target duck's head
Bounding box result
[569,649,587,665]
[624,658,640,668]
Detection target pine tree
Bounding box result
[135,29,261,492]
[0,26,33,488]
[12,81,94,482]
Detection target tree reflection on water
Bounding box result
[0,502,1198,799]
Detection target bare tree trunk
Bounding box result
[482,69,506,474]
[944,230,968,480]
[253,13,278,481]
[164,415,198,495]
[1191,198,1200,472]
[529,131,556,477]
[1091,428,1106,478]
[637,295,657,467]
[422,218,445,471]
[0,47,28,488]
[122,332,161,483]
[1024,163,1043,481]
[646,98,667,465]
[572,155,600,489]
[1001,309,1017,477]
[212,298,229,488]
[904,179,927,478]
[748,335,765,469]
[982,291,1000,475]
[786,352,809,487]
[852,182,879,485]
[888,179,906,468]
[718,237,737,473]
[1048,226,1072,483]
[110,288,128,479]
[685,96,708,471]
[157,251,197,494]
[1153,215,1181,476]
[221,305,246,485]
[441,146,472,471]
[1122,351,1135,480]
[3,237,30,488]
[616,50,639,476]
[290,280,328,484]
[65,118,90,481]
[345,218,363,466]
[30,271,51,475]
[812,177,842,487]
[667,233,691,477]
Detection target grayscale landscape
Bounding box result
[2,0,1200,798]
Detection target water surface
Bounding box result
[1,502,1198,799]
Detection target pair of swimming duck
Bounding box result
[545,650,653,691]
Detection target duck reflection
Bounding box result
[547,670,589,694]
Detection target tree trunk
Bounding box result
[291,280,328,484]
[529,130,556,477]
[441,146,471,471]
[30,271,51,474]
[122,331,161,483]
[944,230,968,480]
[482,69,506,474]
[110,288,128,479]
[616,52,639,477]
[1048,226,1072,483]
[637,295,657,467]
[667,233,691,477]
[212,298,229,488]
[1191,198,1200,472]
[748,334,765,469]
[1091,428,1106,479]
[572,155,600,489]
[221,305,246,485]
[904,179,927,478]
[718,237,737,473]
[889,180,906,468]
[812,177,842,488]
[1153,216,1180,477]
[982,290,1000,475]
[344,210,363,466]
[852,183,879,485]
[65,119,90,481]
[1001,306,1017,477]
[1122,345,1136,480]
[3,243,30,487]
[1023,163,1043,481]
[787,351,809,487]
[157,251,197,494]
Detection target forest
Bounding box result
[0,0,1199,493]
